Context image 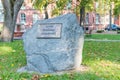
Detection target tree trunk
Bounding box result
[45,6,49,19]
[80,6,85,26]
[1,13,15,42]
[1,0,23,42]
[45,10,49,19]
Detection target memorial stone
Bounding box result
[18,13,84,73]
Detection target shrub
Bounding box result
[96,30,104,33]
[117,30,120,34]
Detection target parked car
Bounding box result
[105,24,120,31]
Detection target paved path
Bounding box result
[14,37,22,40]
[85,30,120,42]
[14,37,120,42]
[85,39,120,42]
[91,30,118,34]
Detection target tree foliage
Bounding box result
[33,0,120,25]
[33,0,68,17]
[78,0,95,26]
[33,0,55,11]
[113,0,120,16]
[94,0,120,16]
[56,0,68,10]
[52,0,68,16]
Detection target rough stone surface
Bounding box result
[20,13,84,73]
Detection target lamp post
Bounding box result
[109,2,112,30]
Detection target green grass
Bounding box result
[0,40,120,80]
[85,34,120,40]
[83,41,120,80]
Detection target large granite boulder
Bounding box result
[21,13,84,73]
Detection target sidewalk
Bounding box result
[14,37,23,40]
[91,30,117,34]
[85,30,120,42]
[85,39,120,42]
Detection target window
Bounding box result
[20,13,26,24]
[95,14,100,24]
[0,1,4,22]
[0,12,4,22]
[33,13,39,24]
[114,16,118,21]
[0,1,3,9]
[85,13,89,24]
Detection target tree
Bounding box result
[113,0,120,16]
[33,0,56,19]
[33,0,68,18]
[79,0,95,26]
[52,0,68,16]
[1,0,24,42]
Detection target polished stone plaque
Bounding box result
[37,23,62,38]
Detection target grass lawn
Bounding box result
[85,34,120,40]
[0,40,120,80]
